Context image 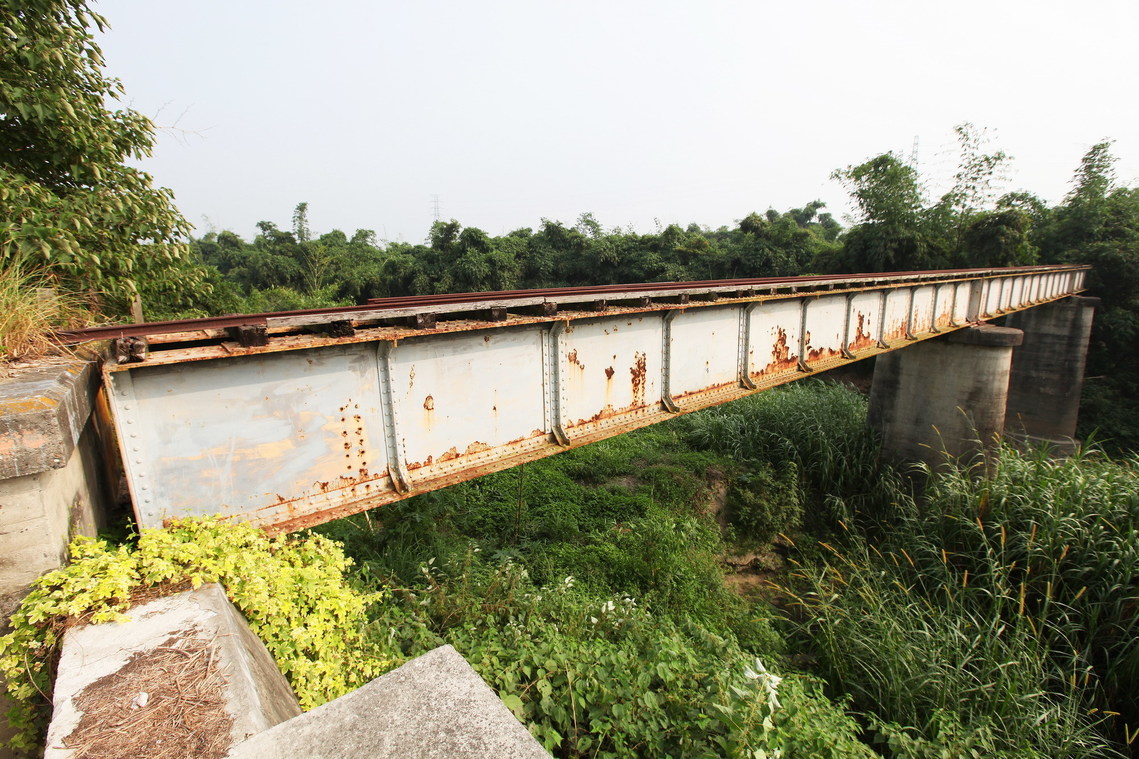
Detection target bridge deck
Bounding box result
[80,266,1088,533]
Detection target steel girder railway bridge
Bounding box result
[60,265,1091,533]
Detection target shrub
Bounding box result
[685,380,902,530]
[726,461,802,544]
[0,517,389,754]
[0,263,91,363]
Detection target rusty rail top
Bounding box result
[58,265,1090,350]
[93,265,1089,533]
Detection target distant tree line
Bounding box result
[190,202,843,312]
[180,128,1138,451]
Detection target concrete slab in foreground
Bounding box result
[45,583,301,757]
[226,645,550,759]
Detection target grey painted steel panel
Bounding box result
[109,345,394,528]
[803,295,848,366]
[103,268,1089,532]
[846,292,883,354]
[669,306,744,404]
[883,289,912,344]
[748,299,802,381]
[911,286,936,335]
[560,315,663,430]
[391,330,547,477]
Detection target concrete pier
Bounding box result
[1004,296,1099,448]
[0,355,110,759]
[869,325,1024,469]
[0,356,108,619]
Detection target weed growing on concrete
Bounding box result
[0,517,388,754]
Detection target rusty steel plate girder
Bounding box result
[102,266,1088,533]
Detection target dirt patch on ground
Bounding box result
[608,475,639,491]
[721,542,793,606]
[701,467,731,531]
[63,634,233,759]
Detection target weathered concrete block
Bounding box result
[0,357,108,622]
[0,423,106,621]
[1005,296,1098,441]
[0,358,97,480]
[226,645,549,759]
[44,583,301,758]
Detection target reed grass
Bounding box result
[0,263,92,364]
[786,441,1139,757]
[684,379,906,530]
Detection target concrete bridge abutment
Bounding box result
[868,324,1024,470]
[1003,296,1099,449]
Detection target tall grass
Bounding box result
[786,441,1139,757]
[788,540,1117,757]
[918,444,1139,744]
[0,263,91,363]
[684,379,906,530]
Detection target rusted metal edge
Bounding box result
[99,279,1088,373]
[57,266,1091,346]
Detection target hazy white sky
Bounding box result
[97,0,1139,244]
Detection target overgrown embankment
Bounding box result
[322,380,1139,758]
[5,382,1136,757]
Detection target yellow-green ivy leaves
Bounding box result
[0,517,391,754]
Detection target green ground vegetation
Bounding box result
[5,382,1138,758]
[315,381,1139,758]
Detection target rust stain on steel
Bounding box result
[439,446,461,462]
[936,312,954,328]
[604,366,615,380]
[464,441,492,455]
[567,349,585,370]
[805,330,842,363]
[848,312,876,353]
[506,429,549,446]
[573,352,649,428]
[630,351,648,407]
[423,395,435,411]
[885,320,908,342]
[755,327,799,376]
[575,403,618,428]
[808,346,842,362]
[674,381,737,401]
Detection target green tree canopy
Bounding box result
[0,0,201,313]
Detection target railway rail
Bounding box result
[56,265,1090,349]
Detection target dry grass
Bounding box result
[0,263,93,366]
[63,634,234,759]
